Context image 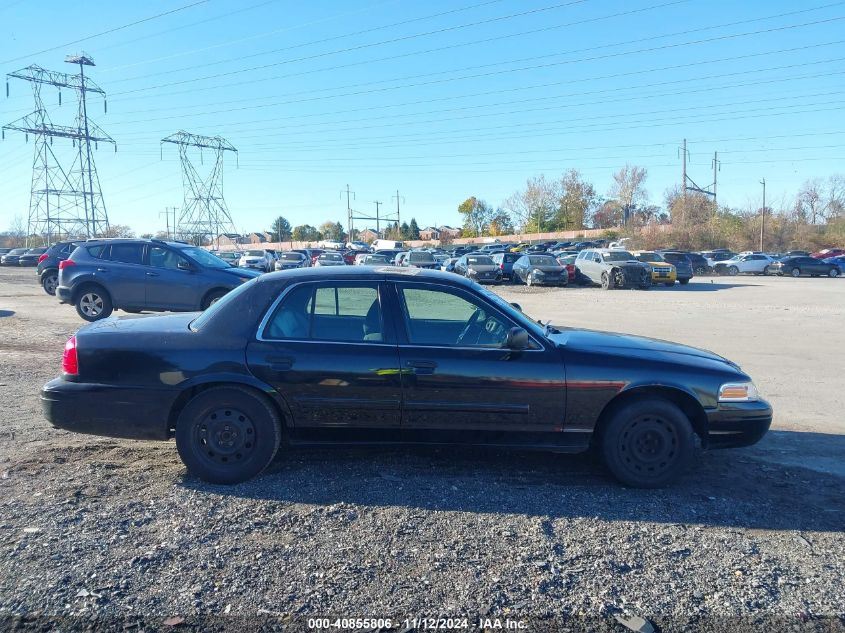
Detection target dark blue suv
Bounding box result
[57,239,260,321]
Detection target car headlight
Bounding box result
[468,268,478,275]
[718,381,759,402]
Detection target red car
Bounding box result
[811,248,845,259]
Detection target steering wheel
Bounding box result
[456,308,483,346]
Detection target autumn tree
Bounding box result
[488,209,514,236]
[292,224,319,241]
[554,169,596,230]
[609,165,649,225]
[457,196,494,237]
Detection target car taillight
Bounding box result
[59,259,75,269]
[499,263,504,269]
[38,253,48,263]
[62,336,78,376]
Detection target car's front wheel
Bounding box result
[728,266,739,276]
[75,285,113,321]
[791,267,801,278]
[601,398,695,488]
[601,271,613,290]
[41,272,58,296]
[175,386,282,484]
[201,289,229,310]
[830,268,840,278]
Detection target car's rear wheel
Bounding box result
[601,271,613,290]
[791,267,801,277]
[601,398,695,488]
[75,285,113,321]
[830,268,840,278]
[175,386,281,484]
[41,272,58,296]
[728,266,739,276]
[694,266,707,275]
[526,273,533,287]
[678,278,690,285]
[201,289,229,310]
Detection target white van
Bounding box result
[372,239,403,250]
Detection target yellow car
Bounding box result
[509,243,530,253]
[632,251,677,286]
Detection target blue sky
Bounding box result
[1,0,844,235]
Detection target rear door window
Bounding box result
[108,244,144,265]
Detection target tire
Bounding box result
[791,267,801,278]
[679,278,690,285]
[664,282,674,287]
[830,268,840,278]
[728,266,739,276]
[526,273,533,287]
[762,266,770,276]
[601,398,695,488]
[175,386,282,484]
[41,272,58,296]
[75,285,113,322]
[201,289,229,310]
[601,271,613,290]
[694,266,707,275]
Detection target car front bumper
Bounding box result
[42,377,175,441]
[705,399,772,448]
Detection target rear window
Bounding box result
[108,244,144,265]
[279,253,304,261]
[529,256,557,266]
[466,256,494,265]
[408,252,435,263]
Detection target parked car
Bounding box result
[394,252,410,267]
[823,255,845,274]
[373,248,404,264]
[454,254,502,284]
[552,253,579,283]
[57,239,260,321]
[239,249,276,273]
[345,241,370,251]
[1,248,29,265]
[713,253,775,276]
[490,252,520,281]
[402,250,440,269]
[37,241,81,295]
[811,248,845,259]
[682,252,711,275]
[357,254,392,266]
[701,251,736,268]
[274,252,308,270]
[314,252,346,267]
[343,250,367,265]
[659,251,694,284]
[770,256,840,278]
[512,254,567,286]
[17,247,48,267]
[441,257,459,273]
[576,249,652,290]
[42,267,772,488]
[214,251,241,266]
[372,239,404,250]
[0,248,11,256]
[632,251,677,286]
[784,250,810,258]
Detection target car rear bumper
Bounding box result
[705,399,772,448]
[41,377,174,440]
[56,286,72,304]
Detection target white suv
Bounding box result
[239,249,276,273]
[713,253,775,276]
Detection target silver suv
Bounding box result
[576,249,652,290]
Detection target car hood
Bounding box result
[547,327,738,367]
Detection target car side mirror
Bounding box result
[594,257,601,263]
[509,302,522,312]
[505,327,529,350]
[177,260,193,271]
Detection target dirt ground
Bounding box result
[0,266,843,631]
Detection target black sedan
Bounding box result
[42,268,771,488]
[17,247,48,267]
[1,248,29,265]
[770,256,840,278]
[512,254,567,286]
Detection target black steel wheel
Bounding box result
[601,398,695,488]
[41,272,59,296]
[175,386,281,484]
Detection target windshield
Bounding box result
[321,253,343,260]
[601,251,636,262]
[279,253,303,261]
[528,256,557,266]
[366,255,389,264]
[244,250,266,257]
[181,246,230,268]
[466,256,494,266]
[636,252,664,262]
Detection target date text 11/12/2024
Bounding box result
[306,617,528,630]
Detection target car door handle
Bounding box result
[266,355,294,371]
[146,271,159,277]
[406,360,437,373]
[96,267,108,273]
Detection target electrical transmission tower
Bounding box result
[345,190,401,238]
[161,131,238,246]
[3,53,114,245]
[679,139,719,226]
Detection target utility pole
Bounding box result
[160,208,171,240]
[759,178,766,252]
[374,200,383,235]
[340,184,355,239]
[712,151,719,209]
[681,138,687,225]
[392,189,404,231]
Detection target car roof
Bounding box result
[255,265,476,287]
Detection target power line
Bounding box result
[1,0,212,65]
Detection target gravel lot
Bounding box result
[0,266,843,631]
